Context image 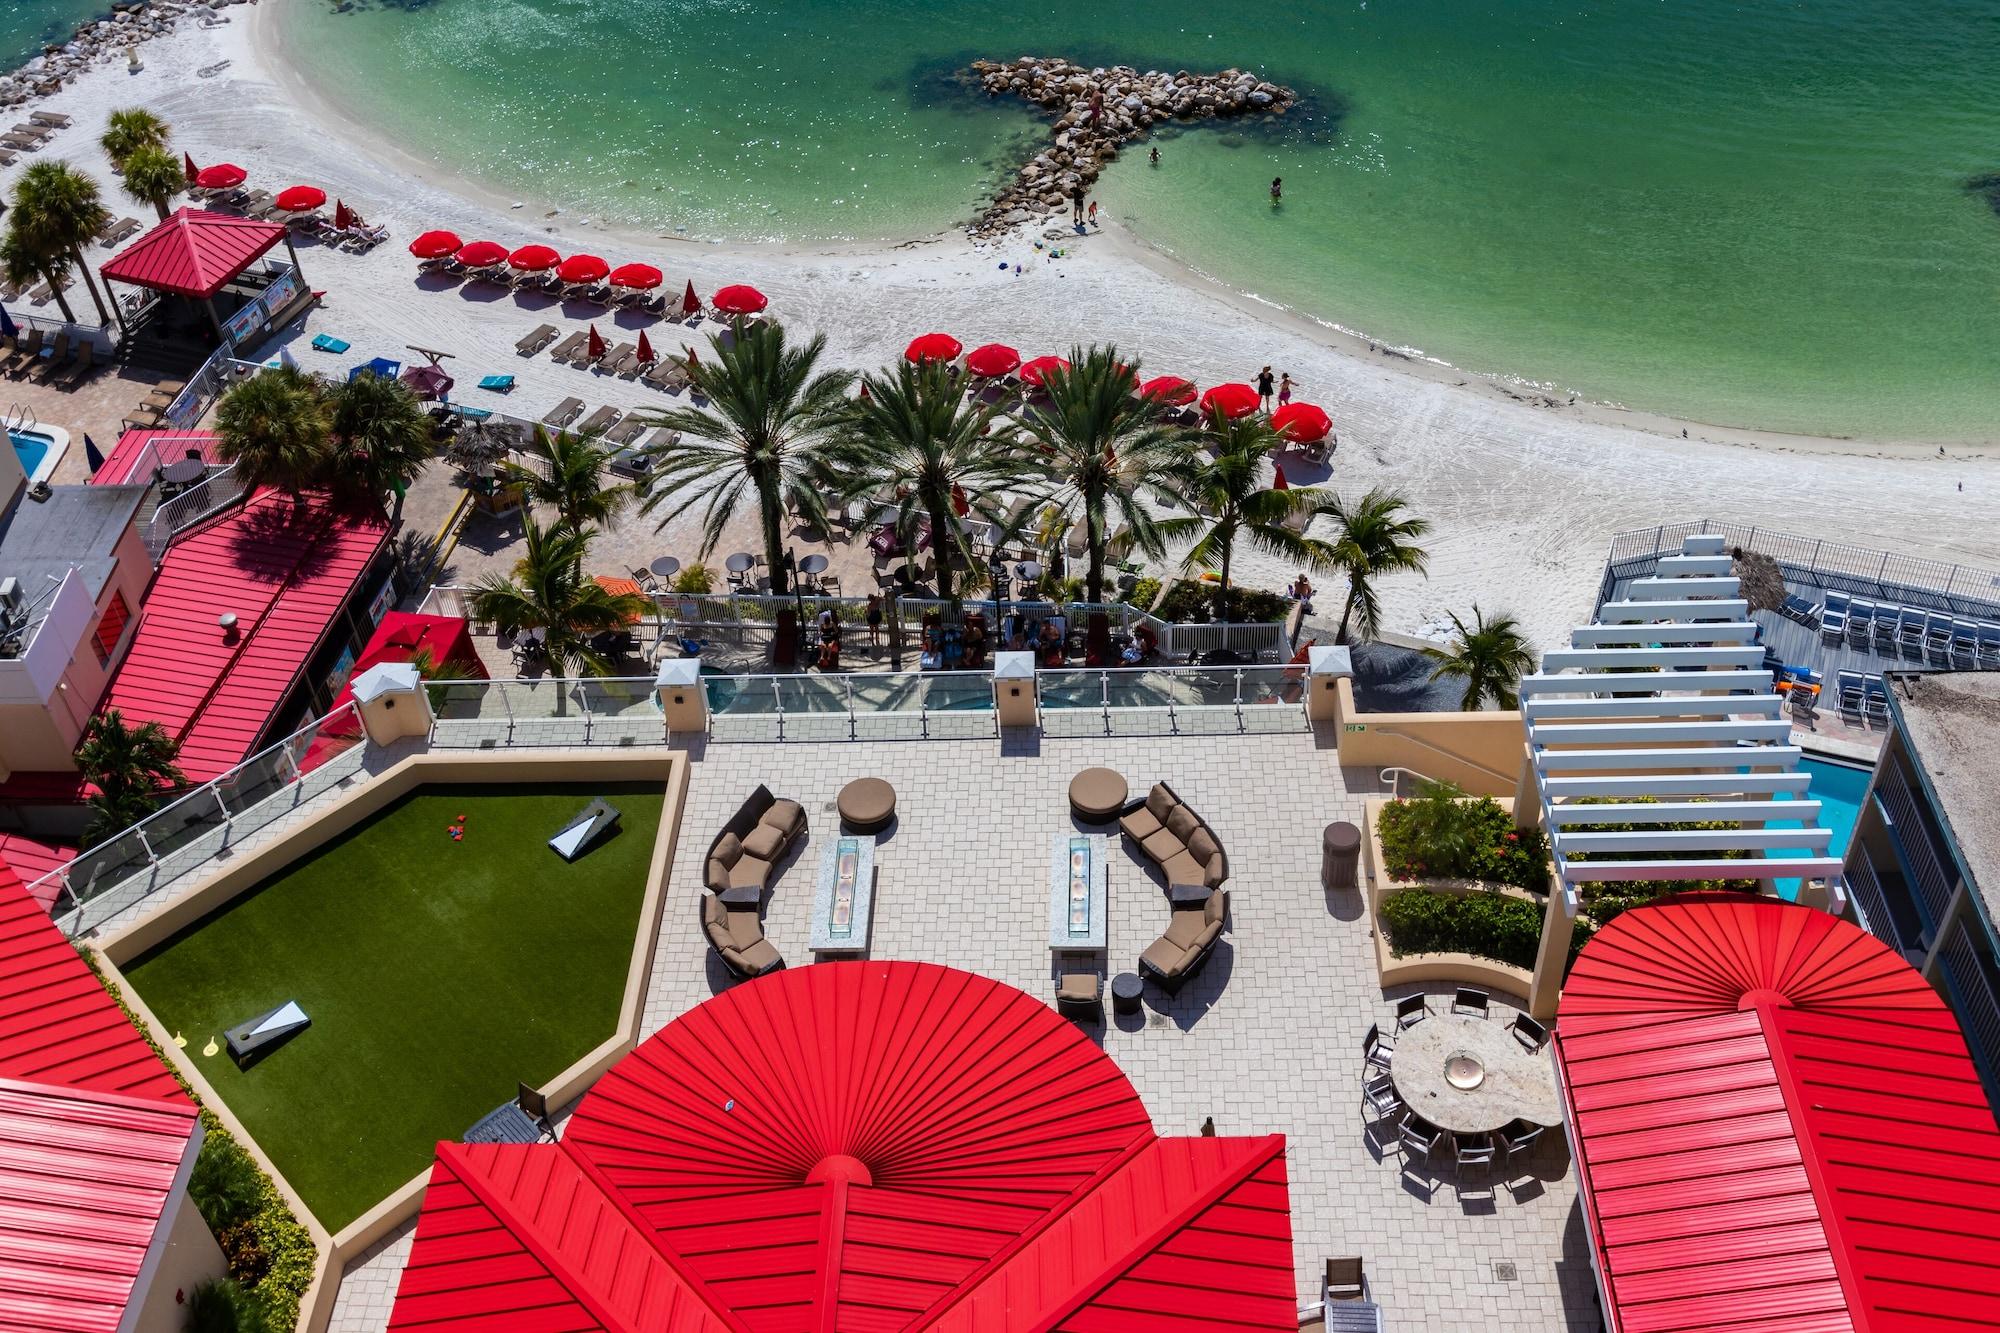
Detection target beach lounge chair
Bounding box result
[56,340,95,388]
[107,217,141,247]
[1818,591,1848,642]
[547,331,588,365]
[27,111,70,129]
[600,344,638,377]
[542,397,585,429]
[2,329,43,375]
[1924,611,1953,661]
[28,333,69,381]
[1953,618,1980,662]
[10,123,51,142]
[643,358,691,392]
[0,131,43,152]
[478,374,516,392]
[310,333,352,354]
[1862,674,1890,723]
[1834,670,1864,716]
[605,415,648,446]
[577,405,621,435]
[514,324,558,356]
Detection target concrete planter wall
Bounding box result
[1363,796,1538,1001]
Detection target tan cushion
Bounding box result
[1142,829,1185,865]
[1192,920,1223,950]
[1165,805,1200,843]
[1164,911,1207,949]
[1145,784,1176,821]
[723,907,766,951]
[1205,890,1228,926]
[1160,850,1207,887]
[728,857,771,892]
[1056,973,1100,1002]
[1203,856,1228,889]
[1141,937,1191,976]
[1120,807,1164,842]
[731,937,783,975]
[838,778,896,825]
[765,799,806,837]
[710,831,743,867]
[705,858,730,891]
[1186,827,1220,867]
[741,823,786,863]
[1069,768,1127,814]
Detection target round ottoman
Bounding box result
[1068,767,1129,823]
[837,778,897,834]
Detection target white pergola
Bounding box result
[1524,533,1844,915]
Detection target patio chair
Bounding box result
[1362,1071,1401,1120]
[1395,993,1427,1029]
[1836,670,1864,715]
[30,332,69,381]
[1978,623,2000,669]
[1863,674,1890,724]
[1872,605,1900,653]
[2,328,42,374]
[1954,618,1980,663]
[1845,598,1875,646]
[1362,1022,1394,1073]
[1508,1012,1548,1052]
[515,323,559,356]
[577,405,621,435]
[515,1082,556,1142]
[546,331,588,365]
[1497,1119,1544,1158]
[1452,986,1490,1018]
[1323,1257,1366,1303]
[605,415,648,446]
[1398,1111,1442,1159]
[57,340,96,388]
[542,397,584,429]
[1054,972,1101,1022]
[1926,612,1955,661]
[1455,1131,1496,1171]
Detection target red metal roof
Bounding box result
[90,429,222,486]
[0,1076,199,1333]
[99,208,287,300]
[1557,896,2000,1333]
[0,880,187,1105]
[389,963,1297,1333]
[99,487,388,781]
[0,834,75,911]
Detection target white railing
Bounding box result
[1035,663,1307,735]
[703,669,996,740]
[141,462,242,560]
[428,677,664,748]
[160,350,265,431]
[35,703,366,938]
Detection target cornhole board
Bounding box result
[225,1000,310,1067]
[548,798,621,862]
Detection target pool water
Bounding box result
[1774,755,1872,901]
[9,429,50,481]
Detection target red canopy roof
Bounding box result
[388,962,1296,1332]
[1557,896,2000,1333]
[99,488,388,782]
[91,428,221,486]
[99,207,288,300]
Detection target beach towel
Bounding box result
[311,333,351,353]
[478,374,515,392]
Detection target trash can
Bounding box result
[1322,821,1362,892]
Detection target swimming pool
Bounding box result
[7,425,66,485]
[1774,754,1872,900]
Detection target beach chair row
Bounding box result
[1818,591,2000,667]
[0,328,98,387]
[512,324,694,392]
[425,258,695,316]
[0,110,69,166]
[1833,671,1894,723]
[536,399,677,468]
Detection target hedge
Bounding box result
[1377,782,1550,890]
[1379,887,1594,971]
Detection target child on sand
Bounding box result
[1087,200,1099,227]
[1278,372,1294,406]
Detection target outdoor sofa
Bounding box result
[705,784,809,894]
[1117,782,1229,888]
[701,895,783,978]
[1139,887,1229,993]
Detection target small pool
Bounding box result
[1774,754,1872,900]
[8,425,66,485]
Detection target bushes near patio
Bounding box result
[1567,795,1759,926]
[1154,578,1292,625]
[1377,780,1550,890]
[1379,887,1594,971]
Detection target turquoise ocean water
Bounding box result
[17,0,2000,439]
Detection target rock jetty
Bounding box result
[967,57,1296,236]
[0,0,244,111]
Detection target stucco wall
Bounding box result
[1335,678,1531,799]
[132,1189,229,1333]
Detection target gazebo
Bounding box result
[99,207,308,344]
[387,962,1300,1331]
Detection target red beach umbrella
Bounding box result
[1139,375,1197,405]
[333,200,357,230]
[274,185,326,213]
[454,240,509,268]
[637,330,656,363]
[195,163,246,191]
[1018,355,1070,389]
[609,262,663,290]
[557,253,610,285]
[408,230,463,259]
[509,244,561,272]
[905,332,962,364]
[1200,381,1260,420]
[1272,463,1289,490]
[182,151,200,185]
[965,343,1021,378]
[686,345,701,367]
[711,284,768,315]
[1271,402,1332,444]
[586,324,606,361]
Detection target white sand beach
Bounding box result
[11,5,1999,652]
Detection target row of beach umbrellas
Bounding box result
[899,333,1334,444]
[407,229,769,314]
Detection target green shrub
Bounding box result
[672,563,714,594]
[184,1278,269,1333]
[1377,781,1550,890]
[1153,579,1292,625]
[1566,795,1759,924]
[1127,576,1162,610]
[1379,887,1594,970]
[191,1134,266,1231]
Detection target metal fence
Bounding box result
[36,704,366,938]
[1596,522,2000,622]
[429,677,666,748]
[161,350,266,432]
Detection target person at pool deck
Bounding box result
[864,593,883,646]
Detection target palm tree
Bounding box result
[117,143,185,221]
[214,365,332,505]
[1152,410,1331,622]
[324,369,433,523]
[1319,487,1432,642]
[638,321,851,596]
[0,227,74,324]
[76,709,188,847]
[10,161,112,324]
[824,360,1035,601]
[1422,605,1537,710]
[468,518,652,680]
[503,426,631,530]
[99,107,170,169]
[1016,344,1181,604]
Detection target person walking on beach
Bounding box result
[1070,184,1086,227]
[1087,199,1099,227]
[1255,365,1277,412]
[1277,372,1294,407]
[1270,176,1283,204]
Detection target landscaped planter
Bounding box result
[1363,795,1542,998]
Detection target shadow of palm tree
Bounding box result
[223,493,346,585]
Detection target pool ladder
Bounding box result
[3,404,34,433]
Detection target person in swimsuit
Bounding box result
[1256,366,1276,411]
[1270,176,1283,203]
[1278,372,1294,407]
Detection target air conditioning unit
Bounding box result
[0,577,19,610]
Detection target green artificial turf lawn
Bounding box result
[123,782,664,1230]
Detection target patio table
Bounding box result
[1049,832,1108,951]
[724,552,756,574]
[649,555,681,579]
[463,1101,542,1145]
[1389,1011,1562,1134]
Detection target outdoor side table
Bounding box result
[717,884,762,907]
[1323,821,1362,891]
[1112,972,1145,1016]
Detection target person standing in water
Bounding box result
[1270,176,1283,204]
[1149,145,1160,167]
[1255,365,1277,412]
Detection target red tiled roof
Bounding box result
[99,488,387,782]
[0,882,186,1105]
[99,208,287,300]
[90,429,222,486]
[0,1077,200,1333]
[1556,896,2000,1333]
[389,963,1298,1333]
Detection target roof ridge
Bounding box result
[0,1073,196,1119]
